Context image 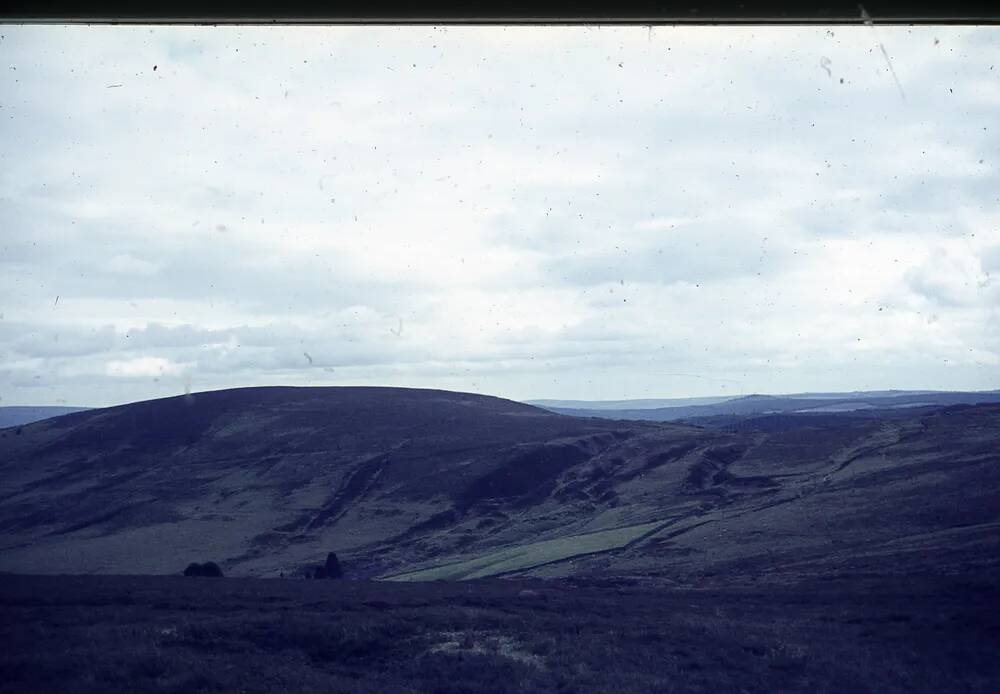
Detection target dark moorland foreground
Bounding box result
[3,573,999,694]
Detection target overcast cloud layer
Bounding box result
[1,25,998,407]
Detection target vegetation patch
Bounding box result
[386,520,664,581]
[426,630,546,669]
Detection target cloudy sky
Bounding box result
[1,25,998,407]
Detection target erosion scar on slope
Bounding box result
[305,454,390,531]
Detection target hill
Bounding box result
[540,389,1000,421]
[524,396,735,410]
[0,387,704,577]
[1,387,998,586]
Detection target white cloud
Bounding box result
[105,356,185,378]
[106,254,160,276]
[905,246,993,307]
[1,25,999,406]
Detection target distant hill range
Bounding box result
[0,406,90,429]
[2,386,999,585]
[527,389,1000,421]
[526,396,736,410]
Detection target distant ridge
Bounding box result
[533,390,1000,421]
[0,406,90,429]
[525,396,736,410]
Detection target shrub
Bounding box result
[183,562,224,577]
[312,552,343,579]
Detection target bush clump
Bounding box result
[182,561,224,578]
[311,552,343,579]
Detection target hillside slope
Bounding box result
[0,387,713,577]
[1,387,998,585]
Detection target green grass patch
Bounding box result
[385,520,663,581]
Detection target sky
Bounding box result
[1,24,998,407]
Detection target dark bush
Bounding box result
[312,552,343,579]
[183,561,224,577]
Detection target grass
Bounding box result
[1,573,999,693]
[385,520,664,581]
